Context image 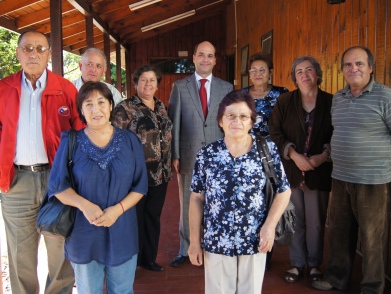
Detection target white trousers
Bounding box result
[204,251,266,294]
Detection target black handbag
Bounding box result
[256,136,296,246]
[36,129,77,239]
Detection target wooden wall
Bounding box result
[226,0,391,279]
[127,12,227,104]
[227,0,391,92]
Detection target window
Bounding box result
[151,58,195,73]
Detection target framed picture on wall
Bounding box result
[261,30,273,57]
[241,74,249,88]
[241,45,249,74]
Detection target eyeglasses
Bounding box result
[18,45,50,54]
[249,68,268,75]
[224,113,251,121]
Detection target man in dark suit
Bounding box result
[168,41,233,266]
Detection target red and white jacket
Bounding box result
[0,69,84,192]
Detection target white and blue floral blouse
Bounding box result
[191,134,290,257]
[242,85,288,136]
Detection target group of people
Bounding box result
[0,28,389,294]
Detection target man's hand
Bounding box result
[172,159,180,174]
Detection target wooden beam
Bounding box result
[85,14,94,48]
[69,34,104,51]
[63,27,101,47]
[0,0,41,17]
[116,42,121,92]
[104,32,111,83]
[16,1,75,29]
[68,0,122,45]
[50,0,63,76]
[32,11,84,34]
[125,47,131,98]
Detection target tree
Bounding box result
[0,29,21,79]
[63,51,81,82]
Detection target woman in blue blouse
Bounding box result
[47,81,148,294]
[243,52,288,137]
[243,52,289,270]
[188,90,291,293]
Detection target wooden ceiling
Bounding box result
[0,0,230,55]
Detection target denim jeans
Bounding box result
[71,254,137,294]
[325,179,389,294]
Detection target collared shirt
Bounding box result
[331,77,391,184]
[14,70,48,165]
[72,77,123,106]
[112,94,173,186]
[195,72,212,106]
[191,135,290,257]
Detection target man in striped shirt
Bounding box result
[313,46,391,293]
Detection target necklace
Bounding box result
[231,135,248,162]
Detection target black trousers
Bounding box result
[137,182,169,265]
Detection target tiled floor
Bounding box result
[134,178,391,294]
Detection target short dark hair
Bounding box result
[77,81,114,124]
[18,30,51,48]
[291,56,323,86]
[341,46,375,72]
[248,52,273,70]
[132,65,162,86]
[217,90,256,132]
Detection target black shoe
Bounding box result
[170,254,189,267]
[142,262,164,272]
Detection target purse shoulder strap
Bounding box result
[68,129,76,189]
[255,136,277,184]
[256,135,278,209]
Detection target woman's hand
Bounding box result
[290,152,314,171]
[92,205,122,227]
[188,242,203,266]
[79,201,104,224]
[258,225,275,253]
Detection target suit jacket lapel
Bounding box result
[207,76,220,122]
[187,74,205,120]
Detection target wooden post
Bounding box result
[49,0,63,76]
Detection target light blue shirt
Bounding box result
[14,70,49,165]
[73,77,123,106]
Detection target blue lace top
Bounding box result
[191,135,290,256]
[242,85,288,136]
[47,127,148,266]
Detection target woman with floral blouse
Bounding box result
[113,65,172,272]
[188,90,291,293]
[243,52,289,270]
[242,52,288,137]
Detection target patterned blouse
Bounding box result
[242,85,288,136]
[112,94,173,187]
[191,134,290,257]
